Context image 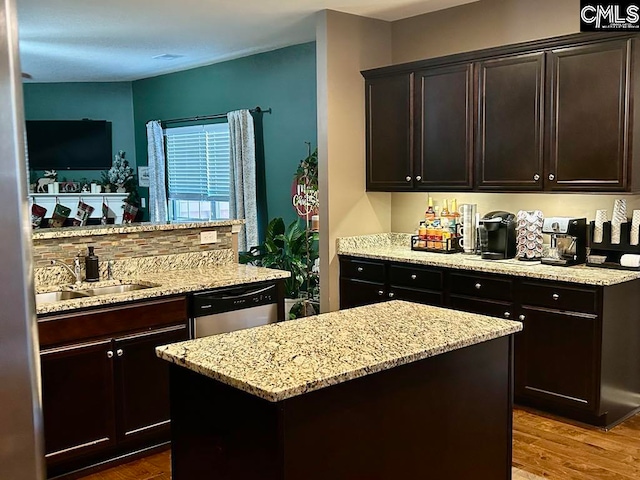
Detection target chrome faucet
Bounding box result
[51,257,82,285]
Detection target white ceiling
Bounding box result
[17,0,478,83]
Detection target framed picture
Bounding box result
[138,166,150,187]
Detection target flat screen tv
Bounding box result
[26,120,113,171]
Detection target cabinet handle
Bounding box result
[548,173,555,181]
[552,293,559,301]
[405,176,412,182]
[357,266,364,273]
[504,312,511,319]
[106,350,114,359]
[116,349,124,357]
[378,290,385,296]
[415,176,422,181]
[411,274,417,280]
[388,292,395,298]
[519,315,526,321]
[533,174,540,181]
[475,283,482,290]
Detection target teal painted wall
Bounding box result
[132,42,317,225]
[23,82,137,184]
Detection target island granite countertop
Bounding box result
[156,300,522,402]
[337,233,640,286]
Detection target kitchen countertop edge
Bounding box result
[156,301,522,402]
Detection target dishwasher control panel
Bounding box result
[191,283,278,317]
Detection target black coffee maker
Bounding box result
[478,211,517,260]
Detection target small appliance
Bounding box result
[541,217,587,266]
[478,211,517,260]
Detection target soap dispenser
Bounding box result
[85,246,100,282]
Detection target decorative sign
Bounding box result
[138,166,150,188]
[291,177,319,219]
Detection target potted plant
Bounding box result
[240,217,318,318]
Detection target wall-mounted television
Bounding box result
[26,120,113,170]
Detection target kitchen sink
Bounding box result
[35,290,88,305]
[35,283,156,306]
[80,284,154,296]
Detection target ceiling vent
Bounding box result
[152,54,184,61]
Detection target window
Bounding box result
[165,123,231,222]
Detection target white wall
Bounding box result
[317,10,392,312]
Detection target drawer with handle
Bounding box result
[519,281,598,314]
[450,273,513,301]
[389,264,443,291]
[449,295,514,319]
[390,286,443,307]
[340,258,386,283]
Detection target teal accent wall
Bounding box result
[23,82,137,184]
[132,42,317,226]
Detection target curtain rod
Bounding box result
[156,106,272,127]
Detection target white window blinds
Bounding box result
[165,123,230,201]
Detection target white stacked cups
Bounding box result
[631,210,640,246]
[593,209,607,244]
[459,204,478,254]
[612,199,627,244]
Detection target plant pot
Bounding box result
[284,298,297,318]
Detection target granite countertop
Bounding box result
[156,300,522,402]
[36,263,290,316]
[32,219,244,240]
[337,233,640,286]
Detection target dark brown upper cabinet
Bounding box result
[414,63,474,190]
[476,52,545,190]
[362,32,640,193]
[365,73,414,191]
[546,40,630,191]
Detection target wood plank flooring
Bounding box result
[78,408,640,480]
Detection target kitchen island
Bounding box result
[157,300,522,479]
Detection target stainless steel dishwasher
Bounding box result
[190,283,279,338]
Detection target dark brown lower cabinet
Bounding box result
[339,255,640,428]
[515,307,598,410]
[41,339,116,465]
[115,325,188,445]
[339,278,386,309]
[39,296,188,479]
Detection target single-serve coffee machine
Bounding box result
[541,217,587,266]
[478,211,517,260]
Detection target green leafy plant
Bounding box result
[240,217,318,299]
[294,147,318,189]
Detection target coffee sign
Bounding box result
[580,2,640,30]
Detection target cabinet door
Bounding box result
[114,324,188,444]
[414,63,473,189]
[41,339,116,465]
[516,307,599,411]
[339,278,386,309]
[365,73,414,191]
[547,40,630,190]
[476,52,545,190]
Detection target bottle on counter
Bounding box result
[85,246,100,282]
[425,197,436,223]
[441,199,451,230]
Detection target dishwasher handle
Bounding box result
[191,283,278,317]
[212,284,276,301]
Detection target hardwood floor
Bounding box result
[77,408,640,480]
[513,408,640,479]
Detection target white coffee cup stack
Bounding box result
[631,210,640,246]
[612,199,627,244]
[593,209,607,244]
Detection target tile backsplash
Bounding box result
[32,225,233,269]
